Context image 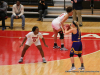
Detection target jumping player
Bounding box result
[52,7,73,50]
[65,21,85,71]
[18,26,48,63]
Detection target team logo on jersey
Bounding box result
[32,37,38,42]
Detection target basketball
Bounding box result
[63,24,71,31]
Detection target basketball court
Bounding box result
[0,18,100,75]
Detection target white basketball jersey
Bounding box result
[55,13,67,22]
[26,32,43,43]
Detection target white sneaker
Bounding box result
[78,67,85,70]
[42,59,47,63]
[69,67,76,71]
[53,46,60,49]
[60,47,68,51]
[18,58,23,63]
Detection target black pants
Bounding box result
[39,9,47,19]
[0,12,6,27]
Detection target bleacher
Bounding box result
[7,0,54,18]
[7,5,39,18]
[7,0,54,6]
[6,0,100,22]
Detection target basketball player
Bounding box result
[65,21,85,71]
[18,26,48,63]
[52,7,73,50]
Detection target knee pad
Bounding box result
[78,54,81,57]
[70,54,74,57]
[58,31,64,39]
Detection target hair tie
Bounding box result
[73,21,77,26]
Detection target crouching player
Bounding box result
[18,26,48,63]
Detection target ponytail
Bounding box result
[73,21,79,32]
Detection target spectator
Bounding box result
[11,0,25,30]
[0,0,7,30]
[71,0,83,26]
[37,0,48,21]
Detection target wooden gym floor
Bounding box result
[0,18,100,75]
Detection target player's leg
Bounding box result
[57,28,68,50]
[18,45,30,63]
[52,22,67,50]
[35,40,46,63]
[53,28,57,44]
[78,42,85,70]
[70,57,74,66]
[52,22,60,48]
[53,28,60,48]
[36,45,47,63]
[69,43,76,71]
[69,54,76,71]
[78,55,85,70]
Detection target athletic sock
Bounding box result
[42,57,45,60]
[61,43,64,48]
[54,43,57,46]
[72,63,75,67]
[81,63,84,67]
[21,57,23,59]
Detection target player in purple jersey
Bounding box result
[65,21,85,71]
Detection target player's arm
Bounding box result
[65,28,74,35]
[42,38,48,47]
[61,14,69,28]
[20,37,27,47]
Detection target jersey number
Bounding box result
[59,13,64,17]
[33,39,36,42]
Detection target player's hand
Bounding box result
[62,25,66,33]
[71,1,73,3]
[63,25,68,30]
[65,27,68,31]
[20,44,23,47]
[64,27,68,34]
[44,44,48,47]
[62,25,65,30]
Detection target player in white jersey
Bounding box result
[52,7,73,50]
[18,26,48,63]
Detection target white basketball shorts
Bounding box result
[52,19,61,30]
[25,39,41,46]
